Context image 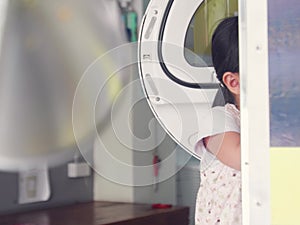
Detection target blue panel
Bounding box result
[269,0,300,146]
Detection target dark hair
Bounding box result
[211,16,239,105]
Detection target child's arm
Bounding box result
[204,132,241,171]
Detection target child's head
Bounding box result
[211,16,239,106]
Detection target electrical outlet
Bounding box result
[25,174,37,198]
[18,167,50,204]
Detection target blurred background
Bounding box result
[0,0,299,225]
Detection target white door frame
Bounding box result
[239,0,271,224]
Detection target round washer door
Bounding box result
[139,0,238,157]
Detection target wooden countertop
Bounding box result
[0,201,189,225]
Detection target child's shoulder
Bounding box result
[224,103,240,129]
[210,103,240,133]
[202,104,241,170]
[194,103,240,167]
[224,103,240,118]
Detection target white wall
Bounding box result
[93,0,177,205]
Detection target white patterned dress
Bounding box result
[194,104,242,225]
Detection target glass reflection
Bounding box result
[184,0,238,67]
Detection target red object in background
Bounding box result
[152,204,173,209]
[153,154,161,191]
[153,155,160,177]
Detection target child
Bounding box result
[195,16,241,225]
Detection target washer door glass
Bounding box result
[184,0,238,67]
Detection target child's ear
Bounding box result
[222,72,240,95]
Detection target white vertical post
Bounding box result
[239,0,271,225]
